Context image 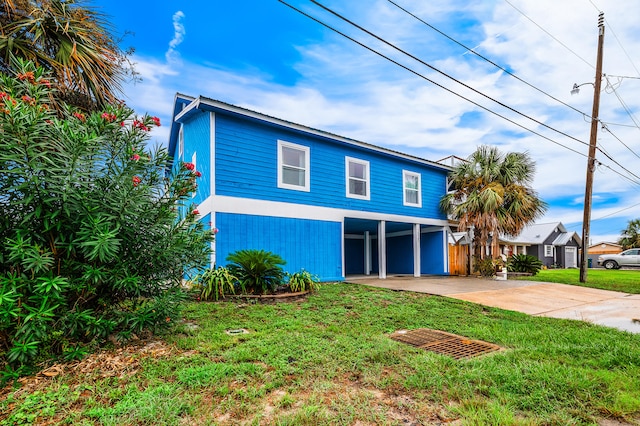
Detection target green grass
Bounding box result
[514,268,640,294]
[2,283,640,425]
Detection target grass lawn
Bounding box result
[514,268,640,294]
[2,283,639,425]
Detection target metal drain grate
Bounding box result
[390,328,502,359]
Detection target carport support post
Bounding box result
[378,220,387,279]
[413,224,421,277]
[364,231,371,275]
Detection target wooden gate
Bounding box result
[449,244,469,276]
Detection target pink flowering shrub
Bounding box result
[0,59,212,377]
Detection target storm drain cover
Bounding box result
[390,328,502,359]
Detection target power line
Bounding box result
[277,0,640,187]
[503,0,594,69]
[592,200,640,221]
[385,0,593,120]
[601,123,640,161]
[310,0,592,149]
[308,0,640,185]
[604,75,640,130]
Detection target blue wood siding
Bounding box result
[420,231,445,274]
[182,112,211,206]
[214,114,447,219]
[387,235,413,274]
[215,212,343,281]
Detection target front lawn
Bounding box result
[515,268,640,294]
[2,283,639,425]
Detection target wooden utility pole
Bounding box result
[580,12,605,283]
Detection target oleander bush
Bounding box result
[0,59,212,378]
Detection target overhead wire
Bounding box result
[502,0,594,70]
[277,0,640,187]
[307,0,640,185]
[385,0,593,120]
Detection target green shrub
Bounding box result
[0,59,212,375]
[193,266,237,301]
[474,257,499,277]
[507,254,543,275]
[226,250,285,295]
[286,270,320,293]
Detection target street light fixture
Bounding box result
[570,82,595,96]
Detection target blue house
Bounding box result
[167,94,453,282]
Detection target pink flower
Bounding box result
[194,170,202,177]
[183,162,195,171]
[101,112,116,122]
[152,116,161,126]
[133,120,150,131]
[131,154,141,161]
[72,112,86,122]
[120,121,125,127]
[40,79,51,88]
[132,176,141,186]
[192,209,200,215]
[212,228,219,234]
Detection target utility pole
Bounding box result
[580,12,605,283]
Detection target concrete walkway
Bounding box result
[348,275,640,333]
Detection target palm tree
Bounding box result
[0,0,130,110]
[618,219,640,249]
[440,145,547,260]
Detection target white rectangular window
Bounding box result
[178,126,184,159]
[403,170,421,207]
[278,140,310,191]
[346,157,370,200]
[544,245,553,257]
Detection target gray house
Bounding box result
[500,222,582,268]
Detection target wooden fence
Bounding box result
[449,244,469,276]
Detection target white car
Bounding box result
[597,248,640,269]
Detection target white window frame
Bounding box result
[178,126,184,159]
[402,170,422,207]
[191,152,197,198]
[277,140,310,192]
[544,245,553,257]
[345,156,370,200]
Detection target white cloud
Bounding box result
[165,11,186,64]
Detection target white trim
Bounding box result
[345,156,370,200]
[191,152,197,198]
[378,220,387,279]
[413,223,421,277]
[277,140,310,192]
[210,112,216,266]
[197,195,449,227]
[443,230,449,273]
[364,231,372,275]
[544,244,554,257]
[341,220,345,279]
[178,126,184,159]
[403,170,422,208]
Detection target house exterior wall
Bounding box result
[169,97,451,281]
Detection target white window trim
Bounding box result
[178,126,184,159]
[277,140,310,192]
[191,152,197,198]
[402,170,422,207]
[345,156,370,200]
[544,245,553,257]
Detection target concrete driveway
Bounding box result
[348,275,640,333]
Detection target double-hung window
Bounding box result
[544,245,554,257]
[346,157,370,200]
[278,140,310,191]
[403,170,421,207]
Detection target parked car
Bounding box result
[597,248,640,269]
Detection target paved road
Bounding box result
[348,275,640,333]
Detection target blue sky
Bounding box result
[93,0,640,245]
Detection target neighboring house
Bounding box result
[587,242,623,269]
[167,94,453,281]
[500,222,582,268]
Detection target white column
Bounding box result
[413,224,421,277]
[364,231,371,275]
[378,220,387,279]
